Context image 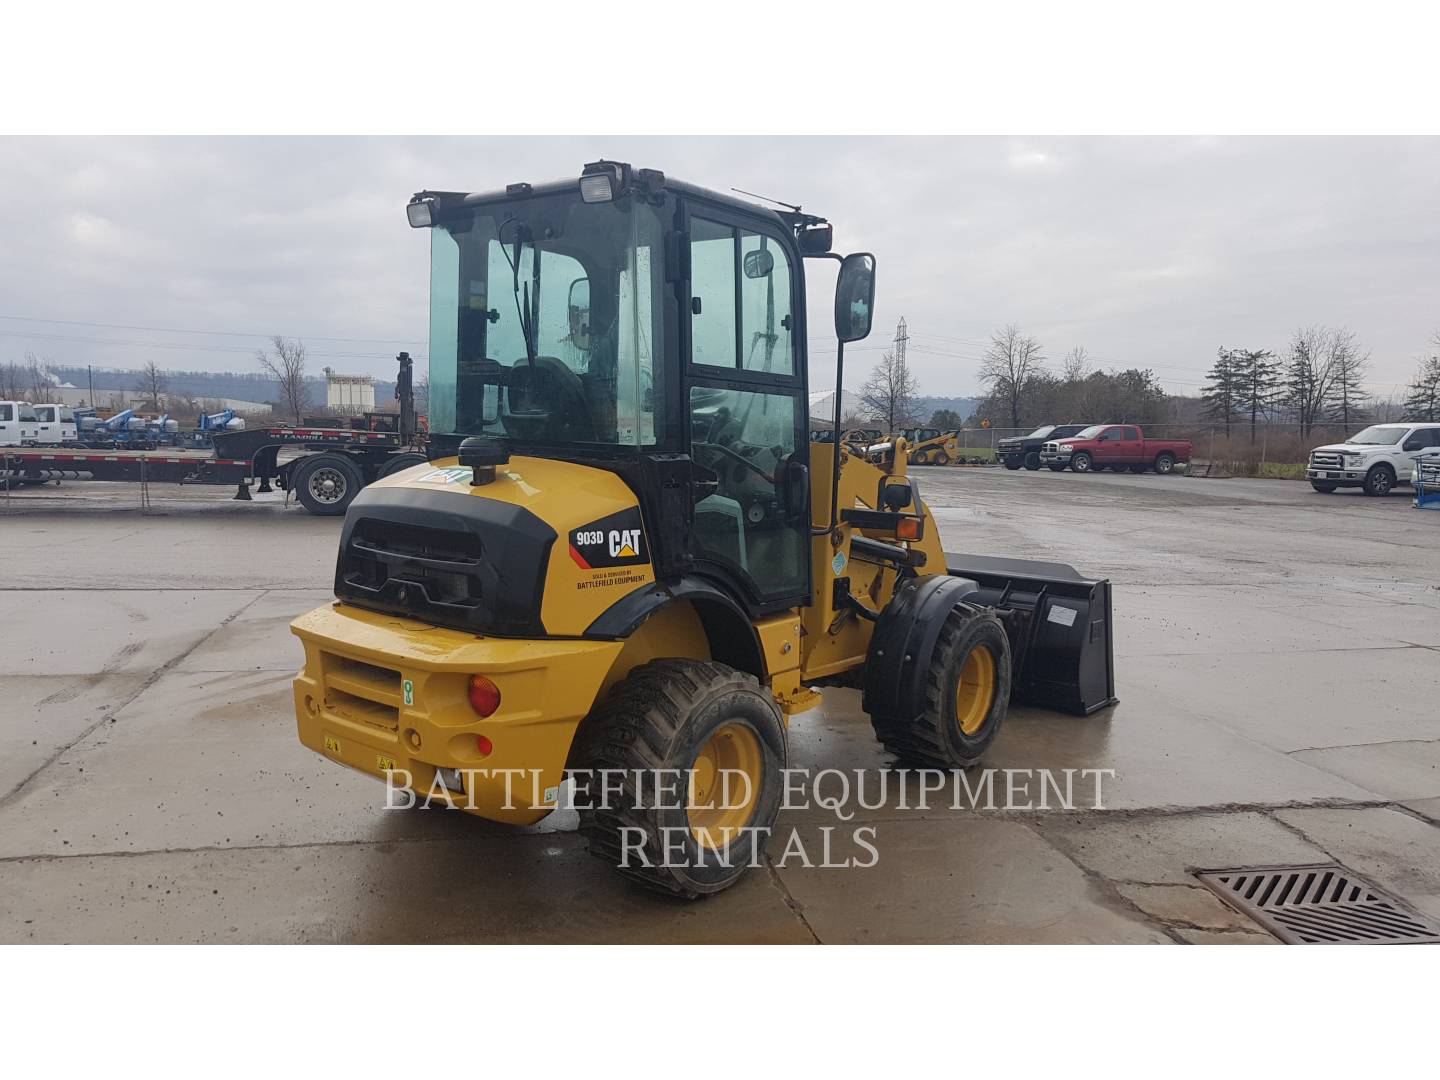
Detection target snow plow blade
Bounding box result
[945,553,1117,716]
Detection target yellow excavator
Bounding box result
[290,161,1116,897]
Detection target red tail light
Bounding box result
[476,734,494,757]
[468,675,501,717]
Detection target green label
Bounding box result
[402,679,414,706]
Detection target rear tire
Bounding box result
[1362,464,1394,496]
[377,452,428,479]
[1023,451,1041,471]
[570,659,786,899]
[294,453,362,516]
[1154,452,1177,474]
[1003,457,1023,471]
[870,606,1011,769]
[1070,452,1094,473]
[1310,481,1338,493]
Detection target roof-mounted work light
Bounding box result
[579,160,627,203]
[406,196,437,228]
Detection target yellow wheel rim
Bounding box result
[688,722,763,849]
[955,645,996,735]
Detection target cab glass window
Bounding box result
[690,217,737,369]
[739,229,793,375]
[690,218,795,377]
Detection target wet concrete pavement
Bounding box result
[2,468,1436,942]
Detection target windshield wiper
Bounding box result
[500,220,539,370]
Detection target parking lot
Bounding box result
[2,467,1437,943]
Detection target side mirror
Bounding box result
[567,278,591,352]
[742,249,774,278]
[834,253,876,343]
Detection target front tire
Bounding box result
[1311,481,1338,493]
[571,659,786,899]
[870,606,1011,769]
[1023,451,1041,471]
[1003,457,1023,471]
[1362,464,1395,496]
[933,449,950,466]
[1070,452,1094,473]
[1047,463,1067,472]
[1129,464,1147,474]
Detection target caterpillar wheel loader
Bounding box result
[290,161,1117,898]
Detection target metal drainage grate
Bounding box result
[1196,864,1440,944]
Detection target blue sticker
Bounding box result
[832,550,848,575]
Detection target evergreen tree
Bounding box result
[1403,355,1440,422]
[1200,348,1243,436]
[1234,349,1282,442]
[1324,328,1369,429]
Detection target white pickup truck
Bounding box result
[31,403,78,446]
[1307,422,1440,495]
[0,401,41,447]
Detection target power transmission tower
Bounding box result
[894,317,909,370]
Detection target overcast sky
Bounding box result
[2,135,1436,401]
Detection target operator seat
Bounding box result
[504,356,596,442]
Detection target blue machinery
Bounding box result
[1416,455,1440,510]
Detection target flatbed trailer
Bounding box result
[1,351,425,515]
[1,424,427,515]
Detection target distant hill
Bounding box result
[48,365,397,407]
[914,395,984,424]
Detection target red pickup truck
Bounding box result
[1038,424,1191,474]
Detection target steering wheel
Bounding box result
[696,440,777,485]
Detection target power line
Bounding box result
[0,313,420,346]
[0,328,423,362]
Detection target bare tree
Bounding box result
[1061,346,1090,382]
[0,361,22,399]
[134,361,169,411]
[859,350,921,432]
[22,351,57,403]
[979,324,1046,429]
[257,336,309,424]
[1283,326,1343,438]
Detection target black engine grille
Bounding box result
[333,485,555,637]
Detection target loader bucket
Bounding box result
[945,553,1117,716]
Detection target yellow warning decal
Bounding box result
[324,735,341,755]
[377,755,397,772]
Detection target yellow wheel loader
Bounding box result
[291,161,1116,898]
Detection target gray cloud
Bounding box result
[1,136,1436,402]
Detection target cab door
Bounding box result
[682,206,809,610]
